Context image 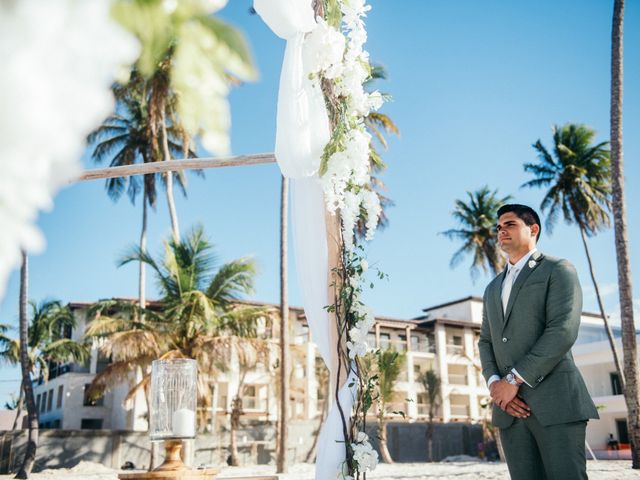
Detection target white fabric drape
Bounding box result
[291,178,357,479]
[254,2,350,478]
[254,0,330,178]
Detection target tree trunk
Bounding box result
[378,418,394,464]
[143,376,158,471]
[426,416,434,462]
[160,111,180,243]
[12,386,24,430]
[139,182,148,311]
[578,227,626,388]
[277,175,290,473]
[229,397,242,467]
[303,389,329,462]
[610,0,640,468]
[15,253,38,479]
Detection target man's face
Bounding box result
[496,212,538,254]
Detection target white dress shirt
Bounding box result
[487,248,537,388]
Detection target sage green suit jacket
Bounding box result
[478,251,599,428]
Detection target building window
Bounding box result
[56,386,64,409]
[81,418,103,430]
[416,392,429,416]
[616,419,629,444]
[83,384,104,407]
[47,389,53,412]
[611,373,623,396]
[243,385,257,410]
[447,334,464,355]
[40,391,47,413]
[379,333,391,350]
[96,353,110,374]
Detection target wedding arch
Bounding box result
[2,0,385,478]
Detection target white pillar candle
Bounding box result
[171,408,195,437]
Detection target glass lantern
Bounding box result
[149,358,197,441]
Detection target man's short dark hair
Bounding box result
[497,204,542,241]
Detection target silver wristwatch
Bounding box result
[505,372,519,385]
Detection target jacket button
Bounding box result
[502,337,508,343]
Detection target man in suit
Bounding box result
[478,204,599,480]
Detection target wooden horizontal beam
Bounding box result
[74,153,276,183]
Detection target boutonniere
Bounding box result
[528,260,537,269]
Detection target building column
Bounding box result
[406,352,417,419]
[464,327,479,419]
[89,341,98,374]
[435,322,450,422]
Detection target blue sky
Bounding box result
[1,0,639,404]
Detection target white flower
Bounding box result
[367,90,384,112]
[351,433,379,472]
[0,0,138,300]
[528,260,537,269]
[303,19,345,77]
[361,259,369,272]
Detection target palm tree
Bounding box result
[15,253,34,479]
[84,226,271,460]
[363,348,405,464]
[419,368,441,462]
[442,187,512,279]
[10,262,88,478]
[356,64,400,240]
[521,123,625,391]
[147,55,188,244]
[87,70,196,311]
[610,0,640,468]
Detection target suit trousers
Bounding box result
[500,414,587,480]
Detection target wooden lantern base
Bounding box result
[118,440,219,480]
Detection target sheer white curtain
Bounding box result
[254,1,352,478]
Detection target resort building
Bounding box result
[30,296,637,453]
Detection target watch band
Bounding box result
[505,372,519,385]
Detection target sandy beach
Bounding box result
[2,460,639,480]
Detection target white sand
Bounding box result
[1,460,638,479]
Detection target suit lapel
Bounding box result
[494,268,507,325]
[503,251,544,326]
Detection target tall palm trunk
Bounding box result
[160,110,180,243]
[229,396,242,466]
[277,175,290,473]
[303,387,329,462]
[139,183,148,310]
[378,416,393,463]
[15,253,37,479]
[578,227,625,388]
[11,387,24,431]
[426,408,435,462]
[610,0,640,468]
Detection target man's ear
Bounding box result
[530,223,540,239]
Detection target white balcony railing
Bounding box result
[448,374,468,385]
[450,404,470,416]
[446,344,464,355]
